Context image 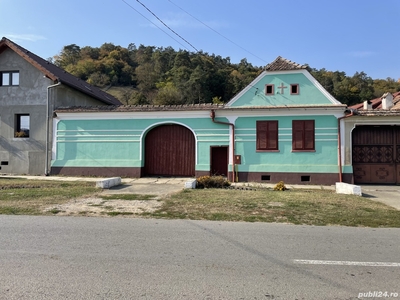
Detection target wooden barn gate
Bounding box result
[144,124,195,177]
[352,125,400,184]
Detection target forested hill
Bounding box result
[52,43,400,106]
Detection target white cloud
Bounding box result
[2,33,46,42]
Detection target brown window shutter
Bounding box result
[267,121,278,150]
[292,120,303,150]
[257,121,278,150]
[292,120,315,150]
[304,120,315,150]
[293,129,304,149]
[256,121,268,150]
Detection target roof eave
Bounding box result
[2,38,58,81]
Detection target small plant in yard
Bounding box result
[196,175,231,189]
[273,181,287,191]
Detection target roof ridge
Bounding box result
[265,56,306,71]
[0,37,121,106]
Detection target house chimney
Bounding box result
[363,100,372,110]
[381,92,393,109]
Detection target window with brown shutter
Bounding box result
[292,120,315,151]
[256,121,278,151]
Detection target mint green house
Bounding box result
[51,57,349,185]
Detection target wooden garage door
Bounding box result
[352,125,400,184]
[144,124,195,176]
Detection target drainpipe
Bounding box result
[210,110,236,182]
[337,109,355,182]
[45,81,61,175]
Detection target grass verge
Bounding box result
[143,188,400,227]
[1,178,399,227]
[0,178,98,215]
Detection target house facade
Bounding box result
[0,37,121,175]
[342,92,400,184]
[51,57,348,185]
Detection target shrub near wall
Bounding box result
[273,181,287,191]
[196,176,231,189]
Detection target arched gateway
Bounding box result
[144,124,195,177]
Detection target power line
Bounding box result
[167,0,268,64]
[135,0,199,52]
[121,0,190,51]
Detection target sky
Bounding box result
[1,0,399,80]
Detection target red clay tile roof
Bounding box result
[0,37,121,106]
[55,103,223,113]
[265,56,306,71]
[54,103,346,113]
[350,91,400,110]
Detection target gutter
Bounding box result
[45,81,61,175]
[210,110,236,182]
[337,108,355,182]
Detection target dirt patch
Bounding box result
[44,196,163,217]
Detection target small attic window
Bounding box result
[1,71,19,86]
[290,84,299,95]
[265,84,274,95]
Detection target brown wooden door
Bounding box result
[352,125,400,184]
[144,124,195,177]
[211,146,228,176]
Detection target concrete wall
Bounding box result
[52,112,228,170]
[0,48,111,175]
[0,49,48,174]
[54,86,106,108]
[52,108,343,184]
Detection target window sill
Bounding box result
[291,150,316,152]
[256,150,280,153]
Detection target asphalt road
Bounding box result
[0,216,399,300]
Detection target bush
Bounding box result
[196,176,231,189]
[273,181,287,191]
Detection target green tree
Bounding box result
[154,82,181,105]
[373,78,400,97]
[135,62,157,94]
[54,41,400,107]
[87,72,110,86]
[54,44,81,68]
[129,91,149,105]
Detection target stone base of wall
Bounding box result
[232,171,353,185]
[195,171,210,177]
[51,167,142,178]
[51,167,353,186]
